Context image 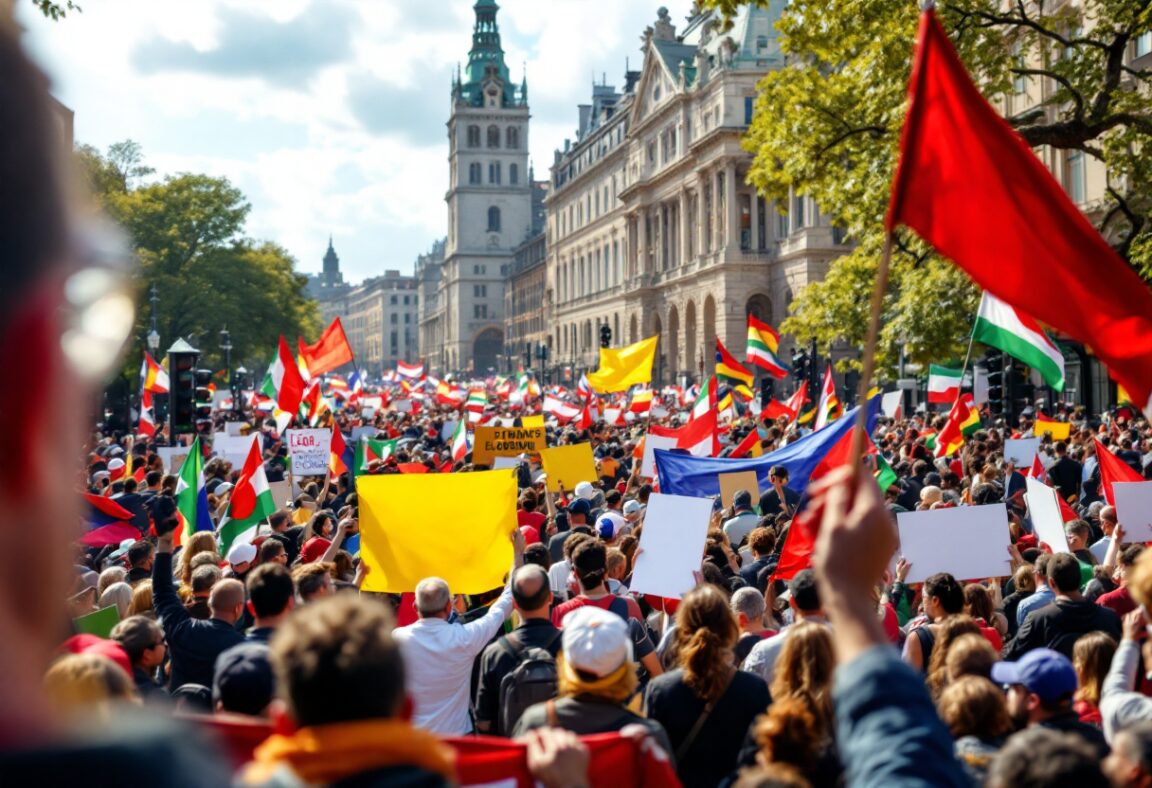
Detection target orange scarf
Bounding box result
[242,718,456,785]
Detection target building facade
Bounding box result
[342,271,419,375]
[548,4,848,387]
[415,239,447,371]
[432,0,534,375]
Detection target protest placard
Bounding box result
[718,471,761,510]
[640,434,678,478]
[157,447,190,474]
[881,391,904,419]
[1024,477,1071,553]
[351,426,377,444]
[212,433,252,467]
[358,469,516,593]
[630,493,714,599]
[73,605,120,639]
[539,443,598,492]
[268,480,293,508]
[473,426,546,467]
[492,456,519,470]
[1114,481,1152,543]
[896,504,1011,584]
[286,428,332,477]
[392,399,413,413]
[225,421,245,437]
[440,420,459,443]
[1005,438,1041,468]
[519,415,544,429]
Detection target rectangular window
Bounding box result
[474,304,488,319]
[390,295,397,305]
[489,162,501,185]
[404,314,410,324]
[403,295,409,305]
[391,313,398,324]
[1067,149,1085,204]
[744,96,754,125]
[1137,32,1152,58]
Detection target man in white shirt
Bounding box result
[743,569,830,685]
[1090,505,1119,565]
[392,529,525,735]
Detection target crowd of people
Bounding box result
[9,12,1152,788]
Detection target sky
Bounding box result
[18,0,694,283]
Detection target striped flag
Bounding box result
[927,364,963,405]
[397,360,425,380]
[264,336,305,416]
[691,375,717,421]
[745,315,788,378]
[814,367,841,431]
[934,394,980,458]
[140,352,170,394]
[450,419,470,464]
[973,291,1064,390]
[715,339,754,387]
[174,437,213,547]
[629,387,653,415]
[217,436,276,555]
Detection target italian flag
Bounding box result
[927,364,962,404]
[218,436,275,555]
[972,291,1065,391]
[263,336,305,416]
[450,419,470,463]
[355,437,398,472]
[691,375,717,421]
[175,437,213,547]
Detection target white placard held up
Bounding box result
[640,434,678,479]
[441,420,459,443]
[881,391,904,419]
[286,428,332,477]
[1114,482,1152,543]
[1024,477,1071,553]
[225,421,246,437]
[896,504,1012,583]
[630,493,714,599]
[351,426,377,444]
[156,446,190,474]
[1005,438,1041,469]
[492,456,519,470]
[212,433,252,468]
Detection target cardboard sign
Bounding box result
[1024,476,1071,553]
[157,447,190,474]
[1114,481,1152,543]
[473,426,547,467]
[640,434,678,479]
[539,443,598,492]
[73,605,120,639]
[630,493,714,599]
[212,433,252,467]
[286,428,332,477]
[519,415,545,429]
[1005,438,1041,469]
[268,480,293,508]
[897,504,1012,583]
[718,471,761,510]
[441,420,459,443]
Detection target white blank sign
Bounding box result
[640,434,678,478]
[1005,438,1041,468]
[897,504,1012,583]
[630,493,713,600]
[1024,477,1071,553]
[1114,482,1152,544]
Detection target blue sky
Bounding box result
[18,0,693,283]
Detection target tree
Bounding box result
[709,0,1152,374]
[77,142,319,378]
[31,1,81,20]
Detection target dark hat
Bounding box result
[733,490,753,509]
[212,643,274,716]
[568,499,591,517]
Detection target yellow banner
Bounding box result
[1033,420,1072,440]
[472,426,547,467]
[539,443,598,492]
[358,470,516,594]
[586,336,658,394]
[519,415,545,429]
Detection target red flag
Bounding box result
[785,382,808,426]
[760,398,795,422]
[299,318,355,377]
[728,428,763,459]
[887,10,1152,414]
[1094,437,1142,506]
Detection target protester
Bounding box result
[722,490,759,547]
[1015,553,1057,627]
[291,562,335,603]
[1073,631,1118,725]
[937,676,1013,786]
[185,564,221,620]
[110,616,168,703]
[903,571,966,672]
[731,587,775,667]
[744,569,828,684]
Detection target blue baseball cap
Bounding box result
[567,499,592,517]
[991,648,1077,703]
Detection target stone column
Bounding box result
[749,191,759,253]
[637,210,648,276]
[725,161,739,251]
[678,188,689,266]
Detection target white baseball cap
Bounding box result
[623,500,643,519]
[226,542,257,566]
[561,605,632,678]
[574,481,596,501]
[596,512,626,540]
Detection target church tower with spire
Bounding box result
[437,0,531,375]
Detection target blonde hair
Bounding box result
[1013,564,1037,594]
[770,623,834,739]
[98,582,133,620]
[677,585,739,703]
[97,567,126,597]
[44,654,137,720]
[1073,631,1117,707]
[177,531,218,585]
[1128,549,1152,611]
[127,580,154,617]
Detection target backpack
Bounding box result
[497,629,562,735]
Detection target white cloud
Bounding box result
[17,0,693,282]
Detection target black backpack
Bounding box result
[497,630,562,735]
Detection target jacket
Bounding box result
[1004,598,1121,660]
[474,618,562,734]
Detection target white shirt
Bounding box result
[742,615,831,685]
[392,586,513,735]
[1090,536,1112,565]
[548,560,572,600]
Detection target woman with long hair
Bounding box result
[127,580,154,618]
[1001,564,1036,639]
[645,584,769,788]
[925,615,982,699]
[1072,631,1117,725]
[937,676,1013,786]
[176,531,217,586]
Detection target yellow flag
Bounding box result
[1033,419,1072,441]
[357,470,516,594]
[586,336,658,394]
[539,443,598,492]
[520,414,545,429]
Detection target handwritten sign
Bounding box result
[472,426,546,467]
[286,428,332,477]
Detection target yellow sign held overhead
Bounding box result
[539,443,598,493]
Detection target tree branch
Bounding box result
[1011,68,1085,119]
[816,124,887,157]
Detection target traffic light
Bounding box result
[790,348,809,383]
[193,369,215,428]
[599,324,612,348]
[984,351,1004,415]
[1008,363,1031,416]
[168,346,199,435]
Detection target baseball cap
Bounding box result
[213,643,274,716]
[215,482,234,495]
[58,634,133,678]
[733,490,753,509]
[107,538,136,561]
[226,542,257,566]
[567,498,591,517]
[596,512,626,540]
[991,648,1077,703]
[574,481,597,501]
[623,500,643,518]
[561,606,632,678]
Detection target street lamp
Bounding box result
[219,328,233,413]
[147,328,160,354]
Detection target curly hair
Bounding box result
[753,695,824,774]
[926,615,982,698]
[676,584,739,703]
[177,531,218,585]
[770,623,835,739]
[945,633,998,684]
[938,676,1013,740]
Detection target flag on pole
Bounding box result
[174,437,212,547]
[576,374,594,400]
[745,316,788,378]
[934,394,980,458]
[628,387,653,416]
[298,318,355,377]
[140,352,170,394]
[450,419,470,464]
[355,437,398,473]
[1093,437,1143,505]
[329,429,353,478]
[217,436,276,556]
[264,336,305,417]
[586,336,658,394]
[675,408,719,458]
[784,382,808,427]
[814,367,840,431]
[691,375,717,422]
[972,291,1064,390]
[138,389,157,438]
[543,394,581,423]
[729,428,764,459]
[886,9,1152,416]
[397,360,425,380]
[927,365,963,404]
[715,338,754,387]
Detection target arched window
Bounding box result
[489,162,501,185]
[509,163,519,185]
[487,206,501,232]
[487,124,500,148]
[468,162,482,184]
[466,125,480,148]
[506,126,519,149]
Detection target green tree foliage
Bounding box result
[31,0,81,21]
[708,0,1152,373]
[76,142,319,375]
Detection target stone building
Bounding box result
[342,271,419,376]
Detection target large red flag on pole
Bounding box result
[886,10,1152,415]
[299,317,355,377]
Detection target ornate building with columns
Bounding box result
[547,4,849,387]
